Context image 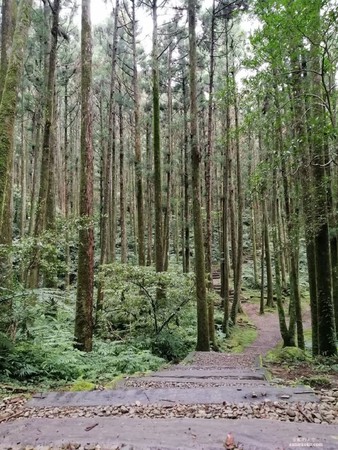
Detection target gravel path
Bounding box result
[190,303,281,368]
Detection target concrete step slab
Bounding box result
[27,385,317,408]
[128,376,270,387]
[0,417,337,449]
[152,369,267,380]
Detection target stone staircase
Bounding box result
[0,350,337,449]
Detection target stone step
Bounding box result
[0,417,336,449]
[153,369,266,380]
[27,384,317,409]
[127,376,270,387]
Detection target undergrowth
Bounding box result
[0,264,199,391]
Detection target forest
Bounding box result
[0,0,337,391]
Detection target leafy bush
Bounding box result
[4,342,83,380]
[0,262,197,388]
[301,375,331,389]
[82,342,164,381]
[151,329,194,362]
[265,346,311,364]
[97,263,195,339]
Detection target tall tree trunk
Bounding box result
[263,200,274,308]
[260,221,265,315]
[29,0,61,287]
[152,0,163,273]
[230,77,243,323]
[119,84,127,263]
[132,0,145,266]
[206,0,216,345]
[163,43,173,272]
[221,109,230,335]
[0,0,17,309]
[96,0,120,312]
[182,74,190,273]
[189,0,209,351]
[273,79,297,344]
[146,120,153,266]
[0,0,17,99]
[0,0,33,300]
[74,0,94,353]
[309,5,336,355]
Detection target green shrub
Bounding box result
[70,379,95,391]
[151,330,194,362]
[97,263,195,339]
[301,375,331,389]
[265,346,311,364]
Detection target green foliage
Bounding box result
[151,328,195,362]
[98,263,195,339]
[70,380,96,391]
[0,286,165,387]
[219,316,258,353]
[82,342,164,380]
[0,331,15,371]
[265,346,311,364]
[301,375,331,389]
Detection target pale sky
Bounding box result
[91,0,111,26]
[89,0,258,40]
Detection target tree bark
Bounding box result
[0,0,32,304]
[152,0,163,273]
[74,0,94,352]
[206,0,216,344]
[132,0,145,266]
[189,0,209,351]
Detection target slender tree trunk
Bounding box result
[189,0,209,351]
[0,0,17,99]
[0,0,33,303]
[96,0,120,311]
[0,0,17,300]
[29,0,61,287]
[152,0,163,273]
[263,200,274,308]
[146,120,152,266]
[74,0,94,352]
[251,203,258,287]
[132,0,145,266]
[28,107,42,237]
[163,44,173,271]
[206,0,216,344]
[230,77,243,323]
[308,7,336,354]
[221,122,230,334]
[260,222,265,315]
[119,84,127,263]
[182,75,190,273]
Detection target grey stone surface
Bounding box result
[27,384,317,408]
[0,417,337,449]
[150,368,267,379]
[130,376,270,386]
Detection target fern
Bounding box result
[0,332,14,355]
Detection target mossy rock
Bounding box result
[70,379,95,391]
[265,346,311,364]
